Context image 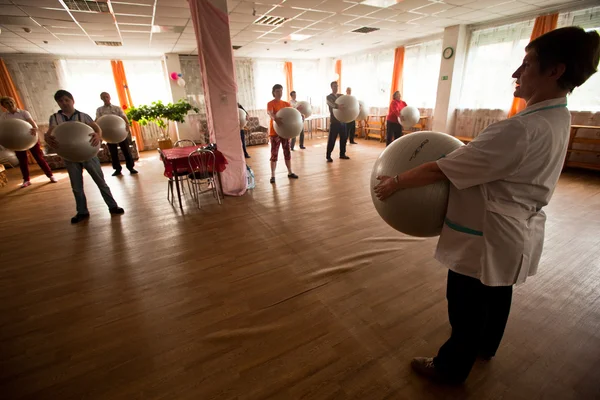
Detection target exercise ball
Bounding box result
[0,148,19,167]
[238,108,247,130]
[97,114,127,144]
[295,101,312,118]
[357,100,368,120]
[274,107,303,139]
[0,119,36,151]
[370,131,464,237]
[400,106,420,127]
[52,122,100,162]
[333,95,359,123]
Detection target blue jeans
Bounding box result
[65,157,118,215]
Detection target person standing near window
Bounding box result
[345,87,357,145]
[0,96,56,188]
[289,91,306,151]
[96,92,138,176]
[326,81,350,162]
[385,91,407,146]
[237,103,251,159]
[267,84,299,184]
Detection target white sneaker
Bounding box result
[49,176,57,183]
[20,181,31,188]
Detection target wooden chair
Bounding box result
[364,115,386,142]
[563,125,600,171]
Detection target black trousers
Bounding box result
[346,120,356,143]
[326,121,347,158]
[107,138,135,172]
[291,129,304,150]
[240,130,249,156]
[385,121,403,146]
[434,270,513,382]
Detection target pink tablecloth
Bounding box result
[162,145,227,178]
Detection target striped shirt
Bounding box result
[49,110,93,127]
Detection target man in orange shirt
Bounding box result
[267,84,299,184]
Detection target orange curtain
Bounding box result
[110,60,145,150]
[335,59,342,90]
[284,61,293,101]
[390,46,405,102]
[508,13,558,116]
[0,59,25,110]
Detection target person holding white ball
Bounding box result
[385,91,407,146]
[45,90,124,224]
[267,84,299,184]
[374,27,599,384]
[0,96,56,188]
[325,81,350,162]
[96,92,138,176]
[289,91,305,151]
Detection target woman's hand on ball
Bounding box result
[374,175,399,201]
[275,117,284,126]
[89,132,101,147]
[30,127,37,136]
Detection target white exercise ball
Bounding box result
[52,122,100,162]
[238,108,247,130]
[400,106,420,127]
[333,95,359,123]
[370,131,464,237]
[274,107,303,139]
[0,119,36,151]
[295,101,312,118]
[97,114,127,144]
[356,100,368,121]
[0,148,19,166]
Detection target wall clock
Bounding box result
[443,46,454,60]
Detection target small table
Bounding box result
[161,145,228,210]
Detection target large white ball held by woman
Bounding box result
[370,131,464,237]
[295,101,312,118]
[53,122,100,162]
[400,106,420,128]
[0,119,37,151]
[97,114,127,144]
[238,108,247,130]
[333,95,359,123]
[274,107,303,139]
[357,100,368,121]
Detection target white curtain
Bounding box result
[123,60,171,106]
[253,60,287,110]
[234,58,256,112]
[558,6,600,112]
[292,59,322,113]
[60,59,115,117]
[459,20,534,110]
[403,39,442,109]
[342,49,394,108]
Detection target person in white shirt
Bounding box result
[95,92,137,176]
[0,96,56,188]
[289,91,305,151]
[345,87,357,145]
[374,26,600,383]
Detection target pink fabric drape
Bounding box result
[189,0,246,196]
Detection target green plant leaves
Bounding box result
[125,99,200,128]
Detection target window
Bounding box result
[123,60,171,107]
[60,59,115,117]
[253,60,287,109]
[292,59,321,109]
[342,49,394,107]
[558,6,600,112]
[403,39,442,109]
[459,20,534,110]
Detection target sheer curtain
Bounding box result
[459,20,534,110]
[292,59,321,109]
[123,60,170,106]
[342,49,394,109]
[253,60,287,109]
[60,59,116,117]
[558,6,600,112]
[235,58,256,112]
[403,39,442,109]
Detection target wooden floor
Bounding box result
[1,136,600,399]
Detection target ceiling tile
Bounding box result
[389,0,436,12]
[11,0,60,6]
[71,12,115,24]
[444,0,478,5]
[117,15,153,25]
[496,3,540,15]
[153,16,189,26]
[348,17,380,26]
[386,12,425,22]
[268,6,304,19]
[415,2,455,14]
[284,0,326,9]
[232,2,274,15]
[112,3,153,16]
[314,0,355,12]
[321,14,358,24]
[34,18,79,28]
[0,5,27,16]
[296,10,334,21]
[228,12,257,23]
[466,0,517,9]
[433,6,476,18]
[342,4,383,16]
[156,6,191,18]
[19,6,70,19]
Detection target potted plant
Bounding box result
[125,99,199,149]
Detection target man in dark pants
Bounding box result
[325,81,349,163]
[374,27,600,384]
[96,92,137,176]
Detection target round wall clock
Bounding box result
[443,46,454,60]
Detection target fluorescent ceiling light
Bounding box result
[361,0,399,7]
[290,34,311,41]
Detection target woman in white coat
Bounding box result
[374,26,600,383]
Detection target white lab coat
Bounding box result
[436,97,571,286]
